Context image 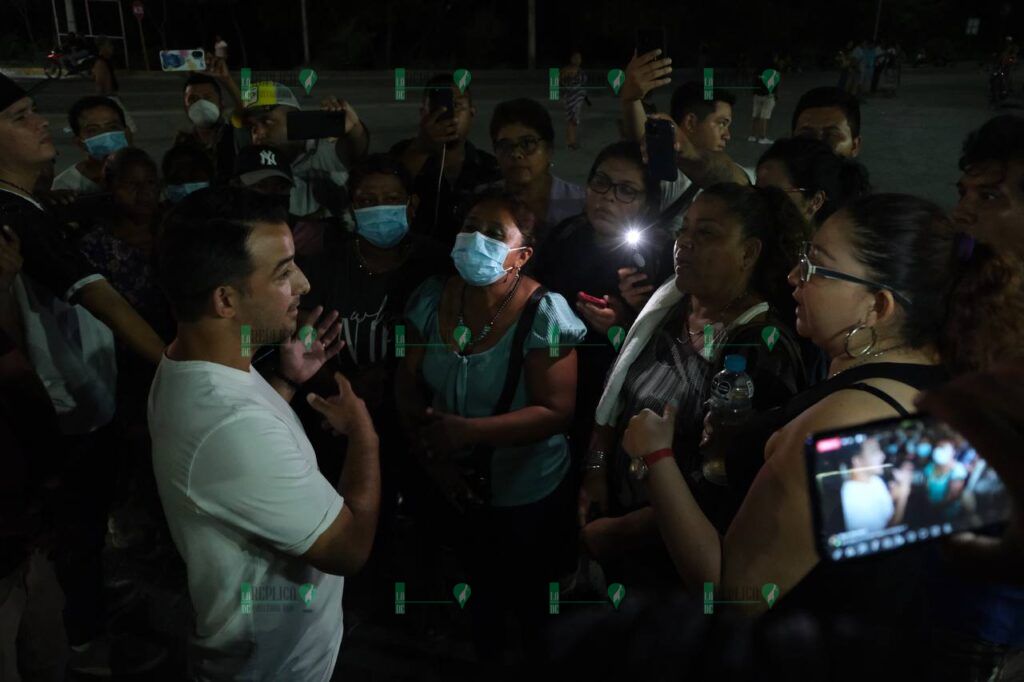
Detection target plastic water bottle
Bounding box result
[700,354,754,486]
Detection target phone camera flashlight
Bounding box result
[625,229,641,246]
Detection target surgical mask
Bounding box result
[916,442,933,458]
[354,204,409,248]
[165,181,210,204]
[451,231,526,286]
[932,444,954,466]
[83,130,128,160]
[187,99,222,128]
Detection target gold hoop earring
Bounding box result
[844,324,877,358]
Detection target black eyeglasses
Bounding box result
[588,173,641,203]
[798,242,913,307]
[494,135,542,158]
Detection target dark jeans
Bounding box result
[51,420,123,646]
[455,471,577,669]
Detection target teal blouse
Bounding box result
[404,277,587,506]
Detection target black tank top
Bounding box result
[768,362,950,624]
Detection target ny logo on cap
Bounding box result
[259,150,277,166]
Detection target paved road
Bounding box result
[12,64,1008,210]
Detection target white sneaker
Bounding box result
[758,137,773,144]
[747,135,757,142]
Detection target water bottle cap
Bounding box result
[724,354,746,373]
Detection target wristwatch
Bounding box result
[629,448,674,481]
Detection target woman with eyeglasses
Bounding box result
[578,183,812,594]
[619,194,999,677]
[395,191,586,664]
[755,136,871,225]
[531,141,671,511]
[485,98,585,247]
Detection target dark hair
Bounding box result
[463,190,538,248]
[958,115,1024,193]
[841,194,961,351]
[489,98,555,146]
[423,72,472,103]
[157,187,288,322]
[67,95,126,136]
[791,87,861,139]
[183,73,223,100]
[669,81,736,126]
[347,153,413,196]
[161,143,214,181]
[102,147,157,187]
[699,183,812,329]
[587,141,660,223]
[757,137,872,224]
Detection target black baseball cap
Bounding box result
[232,144,294,187]
[0,73,47,113]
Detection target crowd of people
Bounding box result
[1,40,1024,682]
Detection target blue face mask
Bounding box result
[353,204,409,248]
[83,130,128,160]
[451,231,526,286]
[165,181,210,204]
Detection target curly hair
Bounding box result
[941,245,1024,374]
[699,183,812,330]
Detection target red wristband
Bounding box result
[642,448,674,468]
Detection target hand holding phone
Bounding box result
[577,291,608,308]
[427,87,455,122]
[159,49,206,72]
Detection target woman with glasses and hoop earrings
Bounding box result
[483,98,585,250]
[619,194,1008,678]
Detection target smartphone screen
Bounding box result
[644,118,678,182]
[286,111,347,141]
[159,49,207,72]
[806,415,1011,563]
[428,87,455,121]
[637,28,665,57]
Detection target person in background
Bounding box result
[244,81,369,221]
[294,153,449,624]
[840,437,910,532]
[755,136,871,225]
[92,38,118,97]
[0,228,69,682]
[52,96,131,194]
[0,73,166,677]
[390,73,501,249]
[161,143,214,207]
[532,141,670,520]
[561,51,588,151]
[791,86,863,158]
[230,143,295,207]
[396,192,585,666]
[581,184,810,596]
[748,55,781,145]
[173,60,245,185]
[213,35,228,61]
[485,98,586,247]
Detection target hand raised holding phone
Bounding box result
[621,49,673,103]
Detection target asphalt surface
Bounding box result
[11,63,1013,209]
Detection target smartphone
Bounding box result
[637,28,666,57]
[427,86,455,121]
[644,118,678,182]
[286,110,347,141]
[806,415,1011,564]
[577,292,608,308]
[159,49,207,72]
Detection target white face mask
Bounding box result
[187,99,221,128]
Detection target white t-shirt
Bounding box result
[148,356,345,682]
[290,139,349,218]
[658,164,755,233]
[841,476,895,532]
[51,163,103,195]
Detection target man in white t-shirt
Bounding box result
[150,187,380,681]
[841,438,899,532]
[243,82,369,220]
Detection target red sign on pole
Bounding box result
[132,1,144,19]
